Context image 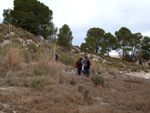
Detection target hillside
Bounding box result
[0,24,150,113]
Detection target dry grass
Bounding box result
[5,48,23,70]
[4,47,23,77]
[33,55,61,76]
[90,62,119,76]
[107,67,119,76]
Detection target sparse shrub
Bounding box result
[12,38,22,44]
[0,33,4,42]
[98,71,102,75]
[59,54,75,65]
[144,70,149,73]
[78,85,90,99]
[30,77,45,89]
[33,58,59,76]
[33,65,43,76]
[27,42,37,53]
[91,75,104,85]
[84,89,89,99]
[33,61,49,76]
[24,76,56,88]
[131,68,138,72]
[70,78,77,85]
[21,48,32,62]
[78,85,86,92]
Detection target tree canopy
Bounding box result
[115,27,132,59]
[80,26,150,62]
[81,28,116,55]
[103,32,116,55]
[81,28,105,54]
[142,36,150,60]
[57,24,73,49]
[3,0,53,39]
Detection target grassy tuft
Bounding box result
[30,77,45,89]
[91,75,104,85]
[5,47,23,72]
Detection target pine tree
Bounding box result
[57,24,73,49]
[3,0,53,39]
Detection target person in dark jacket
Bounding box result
[84,56,91,77]
[77,58,83,75]
[55,54,58,62]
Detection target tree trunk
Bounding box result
[122,48,125,60]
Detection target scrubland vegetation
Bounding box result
[0,24,150,113]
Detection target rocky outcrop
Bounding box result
[71,46,106,63]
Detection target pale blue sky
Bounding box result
[0,0,150,49]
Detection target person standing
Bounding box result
[75,58,83,76]
[84,56,91,77]
[55,54,58,62]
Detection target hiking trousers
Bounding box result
[85,69,90,77]
[78,68,82,75]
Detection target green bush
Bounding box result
[98,71,102,75]
[131,68,138,72]
[144,70,149,73]
[91,75,104,85]
[30,77,45,89]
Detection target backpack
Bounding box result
[89,60,92,66]
[75,61,78,68]
[75,60,82,68]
